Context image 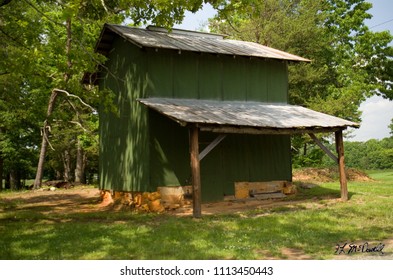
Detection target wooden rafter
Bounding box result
[308,133,338,162]
[199,134,226,161]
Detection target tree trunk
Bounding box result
[33,18,72,189]
[10,169,21,190]
[5,173,10,189]
[62,149,71,182]
[75,139,85,184]
[0,153,3,192]
[55,170,62,180]
[0,127,3,191]
[33,90,59,189]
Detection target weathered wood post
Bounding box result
[335,130,348,201]
[190,125,202,218]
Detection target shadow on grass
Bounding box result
[0,184,391,260]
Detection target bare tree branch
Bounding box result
[100,0,109,13]
[52,88,96,112]
[53,120,89,132]
[42,121,55,151]
[69,121,88,132]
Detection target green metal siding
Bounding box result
[99,37,150,192]
[246,59,268,101]
[149,110,190,188]
[267,60,288,102]
[146,50,288,102]
[173,52,199,99]
[146,49,173,97]
[200,133,292,202]
[199,54,223,100]
[100,39,292,201]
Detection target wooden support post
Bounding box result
[190,126,202,218]
[335,130,348,201]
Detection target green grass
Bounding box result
[0,171,392,260]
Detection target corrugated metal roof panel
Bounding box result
[138,98,359,133]
[103,24,310,62]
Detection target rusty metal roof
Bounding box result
[97,24,310,62]
[138,98,359,134]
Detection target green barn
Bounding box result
[89,24,358,217]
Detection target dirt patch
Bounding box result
[293,167,372,183]
[0,186,104,215]
[0,167,372,217]
[1,185,334,217]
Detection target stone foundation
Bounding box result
[99,186,191,213]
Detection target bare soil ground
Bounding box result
[0,186,103,215]
[1,168,372,217]
[293,167,372,182]
[0,185,332,216]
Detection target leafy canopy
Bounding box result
[210,0,393,122]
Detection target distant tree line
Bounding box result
[293,125,393,170]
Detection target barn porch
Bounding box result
[139,97,359,218]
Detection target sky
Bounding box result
[174,0,393,142]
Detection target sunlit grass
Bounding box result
[0,171,392,260]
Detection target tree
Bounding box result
[209,0,392,167]
[30,0,213,188]
[389,118,393,136]
[210,0,392,119]
[1,0,214,189]
[0,0,49,190]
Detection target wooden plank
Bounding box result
[309,133,338,162]
[335,130,348,201]
[234,181,285,199]
[199,134,226,161]
[199,125,344,135]
[253,193,287,200]
[190,126,202,218]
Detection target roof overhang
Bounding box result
[100,24,310,62]
[83,24,311,85]
[138,98,359,135]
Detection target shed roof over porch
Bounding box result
[139,97,357,218]
[138,97,359,133]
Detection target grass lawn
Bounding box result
[0,170,392,260]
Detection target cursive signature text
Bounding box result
[335,242,385,255]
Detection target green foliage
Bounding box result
[317,137,393,170]
[210,0,393,119]
[210,0,392,171]
[344,138,393,170]
[0,0,209,186]
[293,134,393,170]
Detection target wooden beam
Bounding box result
[199,134,226,161]
[335,130,348,201]
[199,125,344,135]
[309,133,338,162]
[190,126,202,218]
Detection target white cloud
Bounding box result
[349,95,393,141]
